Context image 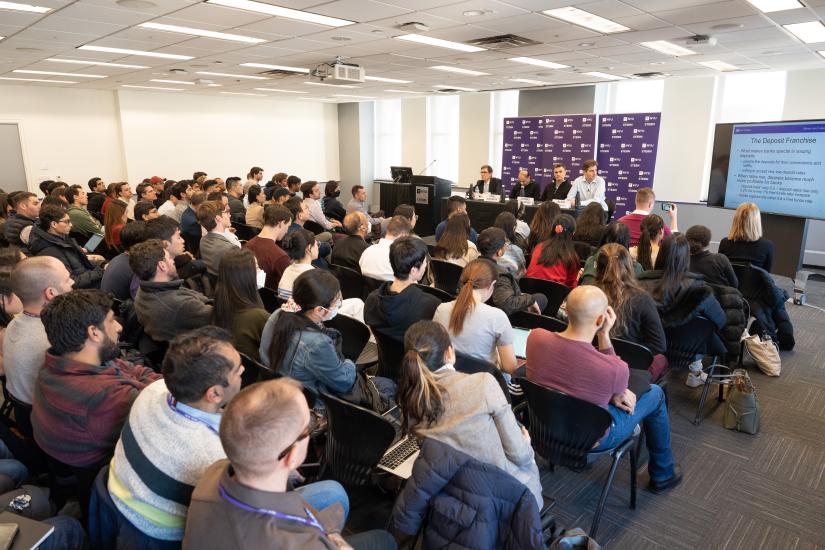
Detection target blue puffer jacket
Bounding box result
[392,438,544,550]
[734,263,795,350]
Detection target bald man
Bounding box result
[509,170,540,201]
[331,211,370,272]
[4,257,75,410]
[525,286,682,494]
[184,379,396,549]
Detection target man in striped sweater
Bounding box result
[108,326,244,544]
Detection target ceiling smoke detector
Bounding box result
[466,34,540,49]
[398,22,430,33]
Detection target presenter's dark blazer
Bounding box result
[540,179,571,202]
[509,181,541,201]
[474,178,502,195]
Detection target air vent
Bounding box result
[632,72,667,78]
[434,88,461,93]
[466,34,540,49]
[258,69,306,76]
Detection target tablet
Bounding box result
[84,233,103,252]
[512,327,530,359]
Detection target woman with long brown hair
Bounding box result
[526,213,579,288]
[572,202,606,248]
[527,200,561,251]
[630,214,664,271]
[433,212,479,267]
[432,259,518,374]
[104,199,128,249]
[718,202,774,272]
[593,243,668,380]
[396,320,542,504]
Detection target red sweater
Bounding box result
[526,242,579,288]
[617,212,672,247]
[245,236,291,290]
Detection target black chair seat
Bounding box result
[517,278,571,317]
[509,311,567,332]
[414,284,452,303]
[454,353,510,404]
[304,220,326,235]
[258,287,284,313]
[232,222,260,242]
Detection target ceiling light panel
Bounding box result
[430,65,489,76]
[509,57,569,69]
[542,7,630,34]
[583,71,625,79]
[743,0,803,13]
[241,63,309,73]
[783,21,825,44]
[0,1,50,13]
[365,76,411,83]
[138,22,266,44]
[508,78,551,85]
[385,89,422,94]
[13,69,105,78]
[205,0,354,27]
[196,71,268,80]
[78,45,194,60]
[697,60,739,71]
[253,88,308,93]
[121,85,184,91]
[150,79,195,85]
[220,91,267,96]
[304,81,358,88]
[395,33,486,53]
[640,40,697,56]
[46,58,149,69]
[0,77,75,83]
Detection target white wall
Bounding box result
[117,90,339,182]
[458,93,491,186]
[0,85,127,191]
[400,98,426,174]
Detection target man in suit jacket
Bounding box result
[509,170,540,200]
[474,165,502,195]
[540,163,572,202]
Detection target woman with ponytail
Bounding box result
[432,260,518,374]
[526,213,579,288]
[630,214,664,271]
[398,321,542,505]
[593,243,668,380]
[277,229,317,299]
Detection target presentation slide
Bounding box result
[725,120,825,219]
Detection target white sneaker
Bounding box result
[685,371,707,388]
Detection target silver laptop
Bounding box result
[512,327,530,359]
[376,436,420,479]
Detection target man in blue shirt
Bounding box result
[434,196,478,243]
[567,159,608,210]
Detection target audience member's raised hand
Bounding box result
[599,305,617,335]
[529,301,542,315]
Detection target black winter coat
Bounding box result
[734,263,795,350]
[392,438,544,550]
[28,225,104,289]
[638,271,726,331]
[707,283,747,358]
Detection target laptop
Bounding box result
[512,327,530,359]
[376,435,420,479]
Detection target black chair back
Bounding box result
[373,329,405,381]
[430,259,463,295]
[239,352,275,388]
[182,231,201,258]
[509,311,567,332]
[319,392,396,486]
[612,338,654,371]
[330,263,365,300]
[664,316,725,369]
[304,220,326,235]
[517,277,571,317]
[454,353,510,404]
[573,241,596,266]
[362,275,385,300]
[324,314,371,363]
[519,378,612,471]
[232,222,259,242]
[731,263,769,301]
[414,283,452,303]
[258,287,284,313]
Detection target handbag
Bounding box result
[742,331,781,377]
[341,371,393,414]
[550,528,602,550]
[723,369,760,435]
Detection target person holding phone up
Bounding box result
[617,187,678,247]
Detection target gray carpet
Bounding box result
[540,275,825,548]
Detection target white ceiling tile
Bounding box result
[765,7,824,25]
[377,0,472,9]
[367,11,462,31]
[425,0,529,21]
[612,13,672,31]
[7,27,99,46]
[620,0,718,11]
[310,0,413,22]
[493,0,576,11]
[575,0,645,19]
[680,14,772,35]
[102,27,195,47]
[426,23,503,41]
[518,24,602,42]
[53,3,158,26]
[502,43,571,56]
[235,18,330,38]
[31,16,128,37]
[0,11,43,27]
[77,0,199,15]
[652,1,759,25]
[154,3,269,27]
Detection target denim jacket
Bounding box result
[259,310,356,396]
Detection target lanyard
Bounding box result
[166,393,219,435]
[218,484,328,536]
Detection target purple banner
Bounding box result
[501,114,596,193]
[596,113,661,218]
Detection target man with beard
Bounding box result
[31,289,161,470]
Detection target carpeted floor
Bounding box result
[540,275,825,548]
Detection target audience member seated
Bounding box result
[183,378,396,549]
[346,184,386,235]
[392,204,419,236]
[171,181,193,223]
[526,285,682,493]
[134,201,159,222]
[132,239,213,342]
[180,191,206,252]
[718,202,774,273]
[302,181,342,233]
[630,214,665,271]
[360,215,413,282]
[32,289,161,469]
[638,236,726,387]
[286,175,302,198]
[101,182,118,214]
[492,212,527,277]
[244,167,263,195]
[364,237,440,342]
[433,260,518,375]
[433,213,479,268]
[198,200,240,277]
[5,192,40,248]
[686,225,738,287]
[618,187,676,246]
[284,197,332,261]
[66,184,104,238]
[330,212,370,272]
[117,182,136,220]
[539,163,572,202]
[435,196,478,243]
[244,204,292,290]
[136,182,158,212]
[4,257,74,410]
[244,184,265,229]
[277,229,318,300]
[398,321,542,504]
[526,200,561,252]
[87,177,107,215]
[157,183,177,219]
[272,186,290,205]
[213,250,270,363]
[579,222,642,286]
[100,221,146,300]
[225,177,246,224]
[143,215,206,282]
[509,169,540,201]
[477,228,546,316]
[109,326,241,545]
[593,244,668,381]
[572,202,606,248]
[29,204,105,289]
[526,214,579,288]
[104,199,129,250]
[504,199,530,243]
[0,247,24,381]
[322,180,346,223]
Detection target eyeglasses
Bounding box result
[57,218,72,225]
[277,414,318,460]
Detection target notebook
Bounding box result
[512,327,531,359]
[0,512,53,550]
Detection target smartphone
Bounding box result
[661,202,673,212]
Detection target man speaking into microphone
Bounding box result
[474,165,502,195]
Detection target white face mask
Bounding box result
[256,269,267,289]
[323,299,342,321]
